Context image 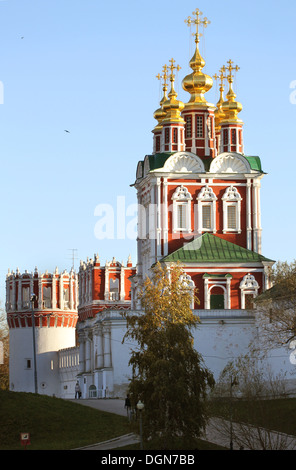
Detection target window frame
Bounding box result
[172,185,192,233]
[222,186,242,233]
[196,115,204,138]
[197,185,217,233]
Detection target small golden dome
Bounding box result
[153,89,168,127]
[153,66,169,129]
[213,67,227,128]
[161,59,185,124]
[221,60,243,123]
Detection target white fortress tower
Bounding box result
[6,267,78,396]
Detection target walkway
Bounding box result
[69,398,296,450]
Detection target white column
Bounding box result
[246,179,252,250]
[95,327,104,369]
[17,277,22,310]
[257,180,262,254]
[252,180,260,253]
[88,269,92,302]
[204,278,209,309]
[52,275,57,309]
[85,337,91,372]
[69,273,73,310]
[104,267,109,301]
[78,335,85,373]
[163,178,168,256]
[38,276,43,309]
[226,277,231,309]
[103,326,112,368]
[59,275,64,310]
[149,182,156,267]
[11,276,16,310]
[75,273,78,309]
[156,178,162,259]
[120,267,125,301]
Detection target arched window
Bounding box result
[43,286,52,308]
[203,273,232,310]
[109,278,119,301]
[197,185,217,233]
[172,185,192,233]
[222,186,242,233]
[239,273,259,309]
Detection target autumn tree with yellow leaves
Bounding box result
[122,262,214,449]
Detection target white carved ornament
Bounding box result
[210,153,250,174]
[172,185,192,201]
[197,185,217,201]
[222,185,242,201]
[239,273,259,290]
[163,152,205,173]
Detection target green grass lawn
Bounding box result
[0,390,226,450]
[0,390,131,450]
[209,397,296,436]
[4,390,295,451]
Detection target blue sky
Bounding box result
[0,0,295,303]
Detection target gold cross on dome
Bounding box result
[185,8,210,43]
[156,64,169,86]
[168,58,181,81]
[225,59,240,81]
[213,66,227,87]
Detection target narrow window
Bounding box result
[177,204,187,229]
[227,205,237,230]
[202,205,212,229]
[224,129,228,145]
[173,128,178,143]
[185,116,192,138]
[156,136,160,152]
[231,129,236,144]
[165,128,170,144]
[196,115,203,138]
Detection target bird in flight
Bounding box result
[64,130,70,133]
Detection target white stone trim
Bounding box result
[197,185,217,233]
[222,185,242,233]
[239,273,259,309]
[172,185,192,233]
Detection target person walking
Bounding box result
[75,381,81,399]
[124,394,131,421]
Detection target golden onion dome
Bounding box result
[221,61,243,123]
[213,68,227,128]
[182,46,213,107]
[153,67,169,129]
[161,60,185,124]
[153,88,167,126]
[182,10,214,108]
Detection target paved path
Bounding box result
[69,398,296,450]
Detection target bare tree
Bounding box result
[210,354,296,450]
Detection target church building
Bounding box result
[6,8,294,399]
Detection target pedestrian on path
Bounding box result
[124,394,131,421]
[75,381,81,399]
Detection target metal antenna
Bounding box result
[67,249,78,270]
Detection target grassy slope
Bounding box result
[0,390,130,450]
[209,397,296,436]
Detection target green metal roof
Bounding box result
[148,153,173,171]
[244,156,263,172]
[140,153,263,174]
[160,233,274,264]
